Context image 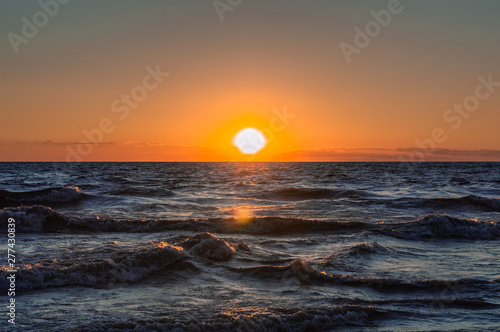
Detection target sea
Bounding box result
[1,162,499,331]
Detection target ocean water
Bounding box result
[1,162,499,331]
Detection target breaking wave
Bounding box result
[0,232,250,291]
[177,232,250,261]
[0,243,187,291]
[0,205,81,232]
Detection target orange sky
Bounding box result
[1,1,499,161]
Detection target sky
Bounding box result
[1,0,499,161]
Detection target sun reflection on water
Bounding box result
[218,205,257,224]
[218,204,283,224]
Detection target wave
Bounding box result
[228,259,495,291]
[2,207,498,241]
[0,205,81,232]
[356,297,499,310]
[0,205,368,234]
[343,242,389,255]
[0,243,187,291]
[177,232,250,261]
[450,177,471,185]
[108,187,176,197]
[263,187,367,201]
[420,195,500,212]
[381,215,500,240]
[319,242,390,272]
[78,305,377,331]
[467,195,500,211]
[0,232,248,291]
[0,186,84,207]
[4,241,497,294]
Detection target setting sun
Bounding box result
[232,128,267,154]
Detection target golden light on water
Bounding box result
[224,206,256,223]
[218,205,261,224]
[219,204,287,224]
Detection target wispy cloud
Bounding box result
[277,148,500,162]
[1,141,499,162]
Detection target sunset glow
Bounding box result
[1,1,499,162]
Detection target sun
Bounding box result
[232,128,267,154]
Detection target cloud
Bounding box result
[0,141,212,161]
[1,141,500,161]
[277,148,500,162]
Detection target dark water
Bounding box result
[1,162,499,331]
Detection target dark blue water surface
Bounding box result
[1,162,499,331]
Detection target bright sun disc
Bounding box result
[233,128,267,154]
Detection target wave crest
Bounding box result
[421,195,500,212]
[0,205,78,232]
[229,259,494,291]
[0,243,186,291]
[178,232,249,261]
[0,207,368,235]
[265,187,365,201]
[80,305,376,331]
[384,215,500,240]
[344,242,388,255]
[0,186,84,207]
[3,207,498,241]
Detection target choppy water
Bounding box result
[1,162,499,331]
